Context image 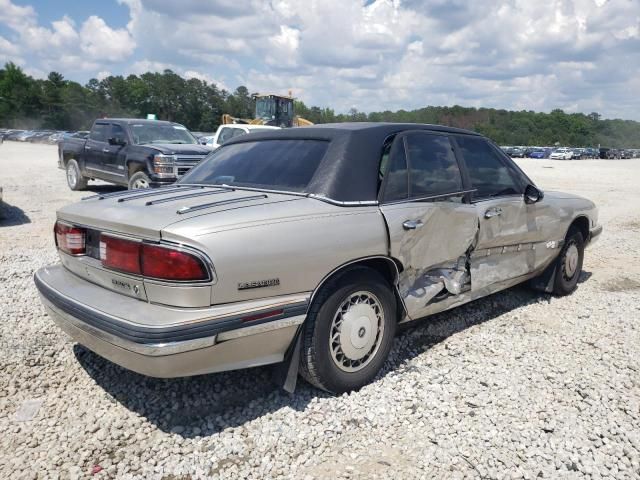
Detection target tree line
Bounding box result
[1,62,639,147]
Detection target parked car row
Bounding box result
[0,128,90,144]
[501,145,639,160]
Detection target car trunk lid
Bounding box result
[57,186,304,239]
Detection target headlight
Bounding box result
[152,154,176,176]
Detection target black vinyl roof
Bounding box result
[218,122,483,203]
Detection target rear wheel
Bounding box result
[66,160,87,191]
[128,171,151,190]
[552,227,585,296]
[300,268,397,393]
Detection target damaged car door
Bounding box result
[379,131,478,320]
[454,135,546,291]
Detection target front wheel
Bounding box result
[128,171,151,190]
[299,268,397,393]
[66,160,88,191]
[552,227,585,296]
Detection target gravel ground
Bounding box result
[1,142,639,479]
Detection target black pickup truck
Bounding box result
[58,118,212,190]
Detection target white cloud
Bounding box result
[183,70,229,90]
[79,16,135,62]
[0,35,20,56]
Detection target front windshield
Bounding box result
[255,98,274,120]
[180,139,328,192]
[130,123,197,145]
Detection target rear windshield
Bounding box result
[180,139,328,192]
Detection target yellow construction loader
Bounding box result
[221,93,313,128]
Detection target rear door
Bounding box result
[453,135,550,290]
[379,131,478,320]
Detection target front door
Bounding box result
[453,135,548,290]
[84,122,110,175]
[102,123,128,179]
[379,131,478,320]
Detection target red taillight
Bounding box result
[99,234,208,282]
[141,244,208,281]
[100,235,141,275]
[54,222,86,255]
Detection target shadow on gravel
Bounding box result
[0,201,31,227]
[74,274,593,439]
[74,345,327,438]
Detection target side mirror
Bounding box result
[524,184,544,204]
[108,137,126,146]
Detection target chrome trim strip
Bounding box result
[308,255,407,318]
[35,271,310,346]
[216,315,306,341]
[308,195,379,206]
[43,298,217,356]
[176,194,268,214]
[173,155,208,160]
[117,185,219,203]
[85,166,125,177]
[82,185,186,201]
[145,188,231,206]
[382,189,477,206]
[178,183,310,198]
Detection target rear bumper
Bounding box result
[35,265,308,377]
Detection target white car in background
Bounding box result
[203,124,280,149]
[550,147,573,160]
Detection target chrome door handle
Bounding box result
[403,220,424,230]
[484,207,503,219]
[102,148,110,153]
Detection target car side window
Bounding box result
[406,133,462,200]
[218,128,233,144]
[382,138,408,202]
[89,123,109,142]
[218,127,245,145]
[110,124,126,142]
[231,128,246,139]
[456,136,522,200]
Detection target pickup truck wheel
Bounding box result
[553,227,585,296]
[128,171,151,190]
[66,160,87,191]
[300,268,396,393]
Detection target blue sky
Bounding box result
[13,0,130,29]
[1,0,640,120]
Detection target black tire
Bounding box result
[552,227,585,296]
[66,159,88,191]
[299,268,397,393]
[128,171,151,190]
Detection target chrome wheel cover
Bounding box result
[132,177,150,189]
[329,291,385,373]
[66,164,77,188]
[563,243,579,279]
